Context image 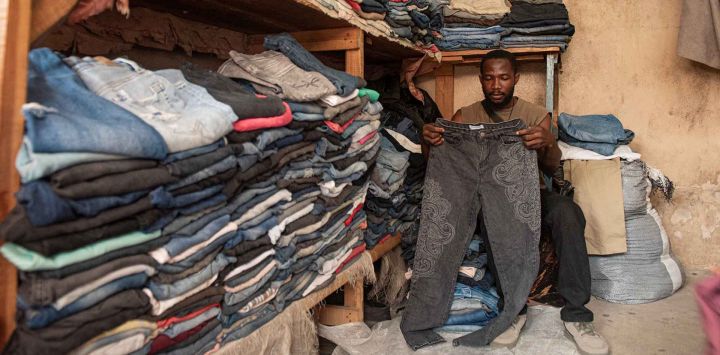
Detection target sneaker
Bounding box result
[490,314,527,349]
[564,321,610,355]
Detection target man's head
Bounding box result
[480,50,519,108]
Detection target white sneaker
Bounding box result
[564,321,610,355]
[490,314,527,349]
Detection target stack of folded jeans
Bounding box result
[434,0,575,52]
[1,33,384,354]
[499,0,574,51]
[435,25,506,50]
[384,0,446,46]
[438,233,500,333]
[363,117,425,259]
[558,113,635,156]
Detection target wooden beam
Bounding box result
[248,27,363,54]
[369,234,401,262]
[435,68,455,119]
[30,0,76,43]
[0,0,31,346]
[440,46,561,58]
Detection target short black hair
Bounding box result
[480,50,518,74]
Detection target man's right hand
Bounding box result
[423,123,445,146]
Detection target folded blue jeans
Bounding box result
[24,48,167,158]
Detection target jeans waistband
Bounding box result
[435,118,524,136]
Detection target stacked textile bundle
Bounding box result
[1,33,383,354]
[438,233,499,333]
[384,0,445,46]
[344,0,388,21]
[557,113,683,304]
[498,0,574,51]
[435,0,574,51]
[364,130,423,250]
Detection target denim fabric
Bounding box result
[401,119,540,349]
[293,112,326,121]
[163,306,220,339]
[224,267,278,306]
[264,33,366,96]
[267,133,304,150]
[18,181,147,227]
[218,50,336,102]
[165,155,238,191]
[435,39,499,50]
[66,57,237,152]
[286,101,324,114]
[23,272,148,329]
[445,284,500,326]
[149,253,234,300]
[255,128,302,151]
[224,258,276,288]
[180,63,285,119]
[161,322,221,355]
[507,24,575,36]
[16,137,126,184]
[157,232,234,273]
[24,48,167,158]
[558,113,635,156]
[162,139,226,164]
[502,35,570,43]
[221,304,277,342]
[151,185,223,210]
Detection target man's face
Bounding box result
[480,58,518,107]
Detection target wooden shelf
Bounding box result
[129,0,423,62]
[441,47,561,64]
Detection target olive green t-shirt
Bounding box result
[458,97,548,127]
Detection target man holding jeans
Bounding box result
[422,50,609,355]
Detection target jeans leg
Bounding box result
[541,190,594,322]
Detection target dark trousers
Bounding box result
[541,189,594,322]
[490,189,593,323]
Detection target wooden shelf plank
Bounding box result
[369,233,401,262]
[440,47,561,58]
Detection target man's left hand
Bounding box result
[516,125,555,150]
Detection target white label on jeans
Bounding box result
[469,124,485,130]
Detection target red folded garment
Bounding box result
[324,113,358,134]
[150,318,213,354]
[344,0,361,11]
[358,130,378,145]
[345,203,364,226]
[335,243,367,274]
[157,303,219,329]
[233,102,292,132]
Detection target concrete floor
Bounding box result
[319,270,710,355]
[586,270,708,355]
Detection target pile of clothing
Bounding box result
[364,77,442,265]
[436,0,575,51]
[1,33,382,354]
[558,112,683,304]
[364,130,423,250]
[384,0,445,45]
[438,233,499,333]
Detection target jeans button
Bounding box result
[480,132,486,138]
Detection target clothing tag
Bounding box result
[469,124,485,130]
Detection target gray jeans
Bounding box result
[400,119,541,349]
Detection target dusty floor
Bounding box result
[319,270,709,355]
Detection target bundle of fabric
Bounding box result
[384,0,446,47]
[588,160,683,304]
[1,33,383,354]
[558,113,635,156]
[435,0,575,52]
[558,117,683,304]
[499,0,574,51]
[436,233,499,333]
[366,78,440,265]
[345,0,388,21]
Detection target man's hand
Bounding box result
[423,123,445,146]
[516,125,555,150]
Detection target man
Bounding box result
[422,50,609,355]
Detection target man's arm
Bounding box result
[517,114,561,176]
